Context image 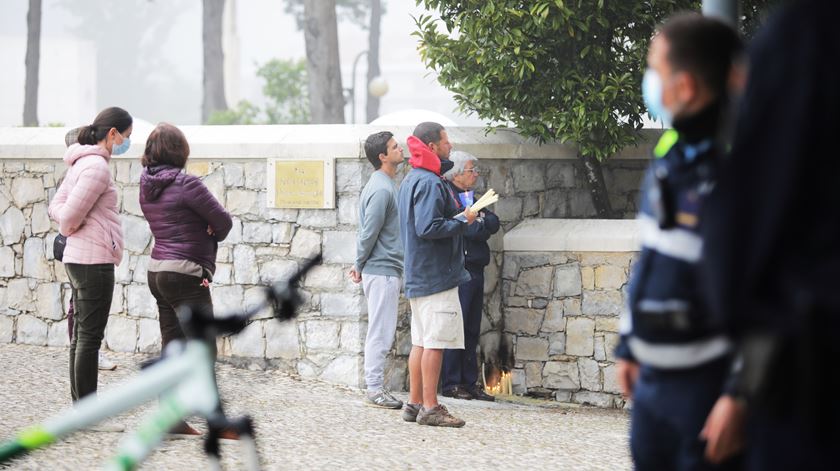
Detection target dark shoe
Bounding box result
[402,403,421,422]
[467,387,496,402]
[441,386,473,400]
[416,404,465,428]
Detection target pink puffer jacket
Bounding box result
[49,144,124,265]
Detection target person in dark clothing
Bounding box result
[139,123,233,437]
[614,13,746,470]
[701,1,840,469]
[440,151,499,402]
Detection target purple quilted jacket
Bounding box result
[140,165,232,274]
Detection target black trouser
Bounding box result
[442,269,484,392]
[147,271,214,349]
[64,263,114,402]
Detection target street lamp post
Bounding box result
[346,50,388,124]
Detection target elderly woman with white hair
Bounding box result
[440,151,500,401]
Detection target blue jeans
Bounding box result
[442,269,483,392]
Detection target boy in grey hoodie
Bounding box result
[350,131,405,408]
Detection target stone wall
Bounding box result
[0,125,653,395]
[496,219,639,408]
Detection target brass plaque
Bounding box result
[269,160,334,208]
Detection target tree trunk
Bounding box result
[303,0,345,123]
[579,152,616,218]
[23,0,42,127]
[202,0,228,123]
[365,0,382,123]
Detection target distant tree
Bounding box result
[23,0,42,127]
[203,0,228,123]
[208,58,309,125]
[365,0,382,123]
[415,0,779,218]
[284,0,370,29]
[303,0,345,123]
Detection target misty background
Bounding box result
[0,0,483,127]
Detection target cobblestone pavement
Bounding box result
[0,344,631,470]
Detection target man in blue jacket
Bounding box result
[398,122,476,427]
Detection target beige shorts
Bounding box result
[409,287,465,349]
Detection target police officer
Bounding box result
[615,14,746,470]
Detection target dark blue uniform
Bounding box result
[617,125,741,471]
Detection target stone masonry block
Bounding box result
[582,291,623,316]
[0,246,14,277]
[211,285,245,316]
[542,301,566,332]
[515,337,549,361]
[16,315,48,346]
[525,362,543,388]
[290,229,322,259]
[594,265,626,290]
[0,316,13,343]
[233,245,258,284]
[30,203,51,235]
[320,355,361,388]
[581,266,595,290]
[603,364,621,394]
[298,210,338,228]
[230,321,265,357]
[11,178,45,206]
[504,308,544,336]
[572,391,614,408]
[514,266,553,298]
[265,319,301,359]
[121,215,151,253]
[137,318,162,353]
[36,283,63,320]
[512,162,546,192]
[321,293,365,317]
[566,317,595,356]
[578,358,602,391]
[106,316,138,352]
[243,222,273,243]
[304,320,340,350]
[259,259,299,284]
[6,278,34,311]
[303,265,345,290]
[549,332,566,355]
[122,186,143,216]
[338,195,359,225]
[553,263,582,298]
[47,320,69,347]
[1,207,25,245]
[125,284,157,319]
[596,317,620,333]
[543,361,580,390]
[323,231,356,264]
[23,238,51,280]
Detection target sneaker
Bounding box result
[467,387,496,402]
[98,352,117,371]
[366,388,404,409]
[441,386,473,400]
[416,404,466,428]
[85,418,126,433]
[402,403,421,422]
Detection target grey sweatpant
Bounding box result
[362,274,400,391]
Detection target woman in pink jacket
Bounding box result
[49,107,131,404]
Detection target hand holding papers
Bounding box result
[454,189,499,222]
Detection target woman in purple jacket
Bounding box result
[139,123,233,437]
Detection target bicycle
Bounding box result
[0,255,321,470]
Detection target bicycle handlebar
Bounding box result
[178,254,322,340]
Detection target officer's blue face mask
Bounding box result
[642,69,673,126]
[111,133,131,156]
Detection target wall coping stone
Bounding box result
[0,125,660,161]
[504,219,640,252]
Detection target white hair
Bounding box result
[443,151,478,181]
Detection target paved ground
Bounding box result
[0,344,631,470]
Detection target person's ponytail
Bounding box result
[77,107,133,146]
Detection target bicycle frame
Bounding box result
[1,339,258,471]
[0,254,322,470]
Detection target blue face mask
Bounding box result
[642,69,672,126]
[111,135,131,155]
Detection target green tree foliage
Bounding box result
[414,0,777,217]
[209,58,310,125]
